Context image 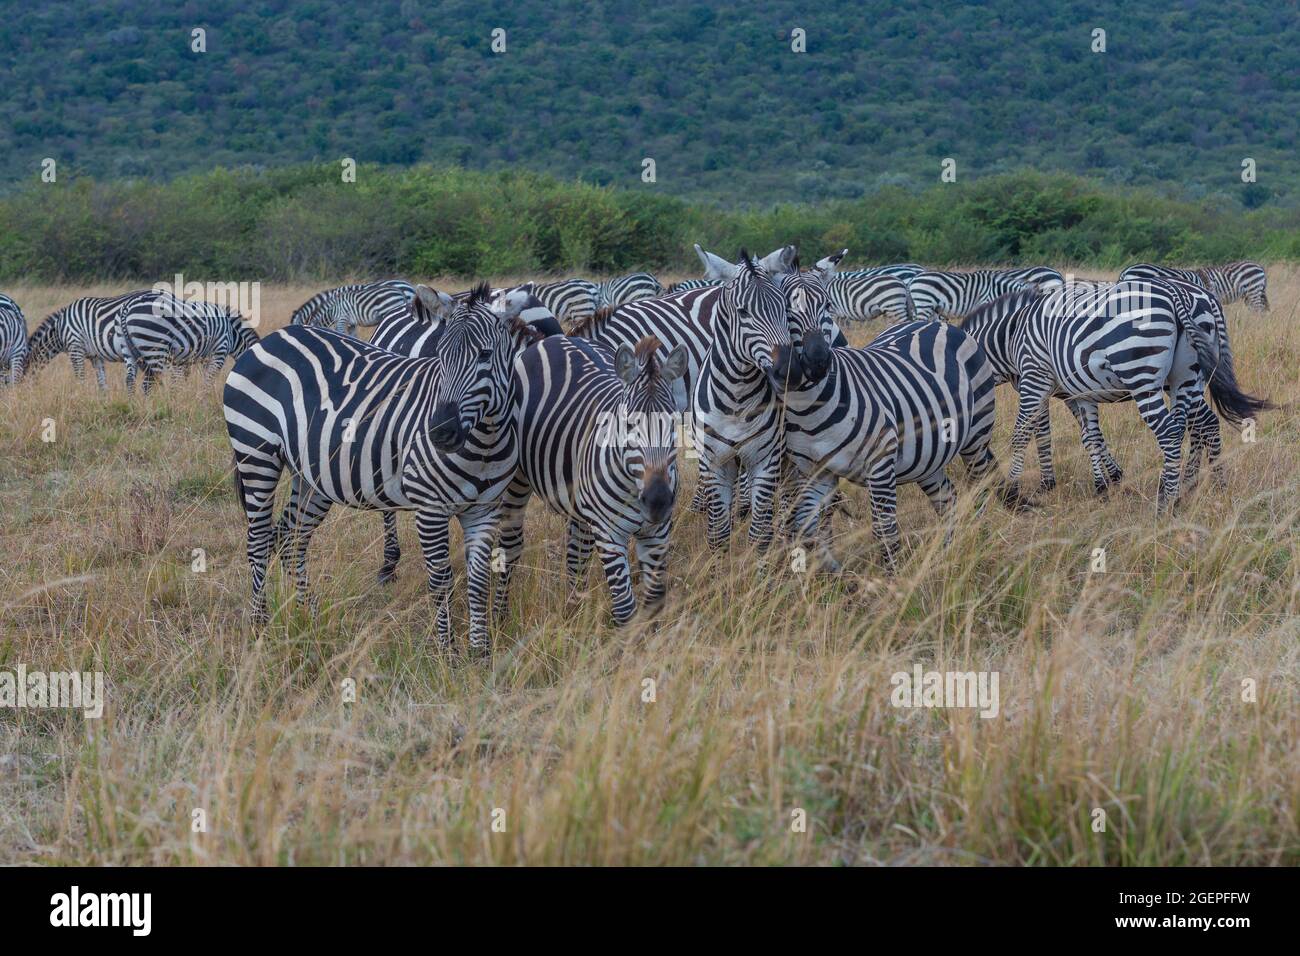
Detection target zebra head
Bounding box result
[427,283,529,453]
[717,250,797,392]
[327,289,366,335]
[613,337,690,525]
[1232,262,1269,312]
[226,312,259,358]
[780,265,837,384]
[25,312,68,370]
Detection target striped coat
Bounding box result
[495,335,689,625]
[908,267,1064,321]
[0,294,27,384]
[1118,262,1268,312]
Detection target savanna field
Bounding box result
[1,270,1297,866]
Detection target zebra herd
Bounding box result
[0,253,1272,655]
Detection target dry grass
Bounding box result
[1,268,1297,866]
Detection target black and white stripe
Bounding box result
[25,291,160,389]
[1118,262,1268,312]
[908,266,1064,321]
[594,272,664,310]
[690,252,800,550]
[782,319,1008,571]
[811,250,916,324]
[495,335,689,625]
[290,280,416,334]
[365,285,562,583]
[534,278,601,326]
[223,285,538,652]
[117,294,259,393]
[0,294,27,385]
[962,280,1267,508]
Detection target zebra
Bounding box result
[811,250,916,324]
[1118,262,1268,312]
[365,285,562,584]
[973,280,1266,509]
[290,280,416,335]
[690,251,800,550]
[594,272,664,310]
[116,293,259,394]
[958,279,1268,496]
[494,335,689,625]
[781,319,1009,572]
[666,278,721,293]
[0,294,27,385]
[223,284,538,653]
[24,291,162,389]
[908,266,1064,322]
[534,278,601,327]
[853,263,926,282]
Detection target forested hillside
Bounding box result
[2,1,1296,205]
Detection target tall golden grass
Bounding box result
[0,269,1296,865]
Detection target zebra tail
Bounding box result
[1176,311,1274,428]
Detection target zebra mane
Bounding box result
[506,313,545,346]
[738,249,760,277]
[956,286,1043,329]
[464,281,494,310]
[568,305,615,338]
[633,335,663,377]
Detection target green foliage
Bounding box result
[0,166,1294,282]
[0,2,1296,207]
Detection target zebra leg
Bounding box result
[866,457,902,572]
[92,357,109,390]
[790,472,841,573]
[1187,394,1224,489]
[734,468,752,521]
[415,510,454,649]
[1132,386,1186,510]
[123,359,136,394]
[493,474,532,621]
[282,478,332,615]
[1068,400,1122,494]
[1177,385,1216,492]
[69,348,86,382]
[377,512,400,584]
[566,520,594,599]
[704,458,739,550]
[918,470,958,547]
[458,505,499,655]
[204,353,224,384]
[745,452,783,550]
[688,460,710,514]
[595,531,637,626]
[634,520,673,614]
[1034,414,1056,492]
[1008,372,1052,502]
[234,452,283,626]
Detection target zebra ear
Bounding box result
[815,249,848,275]
[494,290,527,321]
[661,345,689,383]
[413,285,454,321]
[614,343,639,385]
[757,245,797,274]
[697,245,738,281]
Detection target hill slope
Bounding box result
[1,1,1296,204]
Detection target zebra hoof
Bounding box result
[1037,478,1056,494]
[377,567,397,585]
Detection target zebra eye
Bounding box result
[478,348,492,362]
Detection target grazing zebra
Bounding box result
[117,294,259,393]
[691,252,799,550]
[0,294,27,385]
[365,285,562,584]
[972,280,1265,509]
[290,279,416,334]
[225,285,539,652]
[495,335,689,625]
[594,272,664,310]
[811,250,916,324]
[1118,262,1268,312]
[854,263,926,282]
[782,320,1009,571]
[908,266,1064,322]
[24,291,162,389]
